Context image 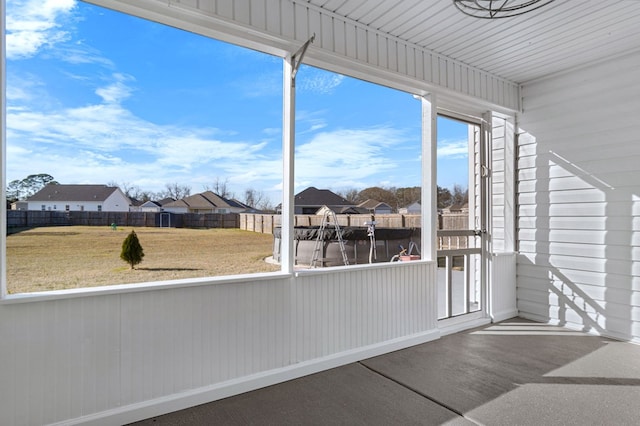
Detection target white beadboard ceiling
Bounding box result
[303,0,640,84]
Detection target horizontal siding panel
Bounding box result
[518,241,640,262]
[519,254,640,277]
[518,189,636,205]
[518,228,640,246]
[517,50,640,341]
[518,201,640,218]
[518,287,640,323]
[517,260,640,292]
[519,216,640,232]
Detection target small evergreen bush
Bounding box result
[120,230,144,269]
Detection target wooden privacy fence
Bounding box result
[240,213,468,234]
[8,211,462,232]
[6,211,239,229]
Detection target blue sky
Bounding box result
[5,0,469,205]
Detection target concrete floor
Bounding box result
[131,318,640,425]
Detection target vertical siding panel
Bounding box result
[334,19,346,56]
[468,69,475,98]
[1,263,439,425]
[265,0,281,34]
[250,0,266,30]
[0,308,16,426]
[345,23,357,59]
[93,297,113,413]
[193,288,205,386]
[294,4,308,40]
[27,303,45,425]
[421,51,430,82]
[321,13,333,52]
[439,58,447,88]
[399,44,408,76]
[356,27,368,62]
[210,286,223,382]
[177,0,198,8]
[216,0,233,20]
[197,0,215,13]
[431,55,440,87]
[474,70,482,98]
[308,9,322,45]
[388,40,398,72]
[377,37,388,69]
[234,0,251,25]
[407,46,416,78]
[367,32,378,65]
[280,0,295,38]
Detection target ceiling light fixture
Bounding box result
[453,0,555,19]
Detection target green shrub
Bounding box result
[120,230,144,269]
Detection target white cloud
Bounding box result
[298,68,345,94]
[95,74,135,104]
[438,139,468,159]
[6,0,77,59]
[6,74,285,193]
[294,127,404,189]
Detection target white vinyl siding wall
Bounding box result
[517,50,640,342]
[489,114,517,321]
[102,191,131,212]
[490,114,516,254]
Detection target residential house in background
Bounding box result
[440,202,469,215]
[10,201,27,211]
[357,199,393,214]
[25,184,131,212]
[138,200,162,212]
[129,198,175,212]
[279,186,355,214]
[398,201,421,214]
[163,191,248,214]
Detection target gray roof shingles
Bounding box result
[26,184,124,203]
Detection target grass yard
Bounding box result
[6,226,279,294]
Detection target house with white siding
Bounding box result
[25,184,131,212]
[2,1,640,425]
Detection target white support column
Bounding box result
[281,55,295,273]
[1,0,7,297]
[421,94,437,261]
[504,115,516,253]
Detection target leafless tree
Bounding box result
[109,181,144,200]
[336,188,360,203]
[160,182,191,200]
[243,188,267,208]
[451,184,468,206]
[204,177,233,199]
